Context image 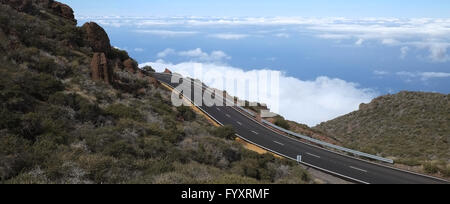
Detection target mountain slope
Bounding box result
[0,1,312,184]
[315,91,450,177]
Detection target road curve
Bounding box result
[152,72,448,184]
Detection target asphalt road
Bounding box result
[152,72,448,184]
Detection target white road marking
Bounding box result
[307,152,321,159]
[226,114,231,118]
[237,121,242,126]
[349,166,368,173]
[216,108,221,111]
[251,131,259,135]
[273,141,284,146]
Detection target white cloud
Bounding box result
[157,48,176,58]
[208,33,249,40]
[156,48,231,62]
[396,71,450,81]
[134,48,144,52]
[140,60,376,126]
[428,44,450,62]
[382,39,400,45]
[373,70,389,76]
[400,46,409,59]
[396,71,417,78]
[317,34,351,40]
[82,16,450,62]
[274,33,290,38]
[134,29,199,37]
[420,72,450,79]
[309,19,450,62]
[355,38,364,46]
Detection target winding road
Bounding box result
[152,72,448,184]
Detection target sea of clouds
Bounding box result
[78,16,450,126]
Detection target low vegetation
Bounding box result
[0,2,312,184]
[315,92,450,177]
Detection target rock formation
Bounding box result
[123,58,138,74]
[164,68,172,74]
[111,59,124,73]
[90,52,112,84]
[81,22,111,54]
[49,1,74,20]
[1,0,157,88]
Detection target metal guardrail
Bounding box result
[261,119,394,164]
[236,105,256,117]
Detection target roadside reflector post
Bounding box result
[297,155,302,163]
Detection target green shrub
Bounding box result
[77,154,115,184]
[19,113,44,141]
[142,66,155,73]
[109,48,130,61]
[442,166,450,177]
[397,158,422,166]
[105,104,144,122]
[18,73,64,101]
[31,139,58,164]
[103,140,138,158]
[138,159,175,179]
[59,25,84,47]
[0,108,20,131]
[76,101,103,123]
[0,133,32,181]
[49,92,84,110]
[274,117,290,130]
[0,89,36,113]
[7,47,39,64]
[176,106,196,121]
[0,14,9,32]
[151,100,174,116]
[49,92,104,124]
[138,137,169,158]
[211,125,236,140]
[162,126,186,144]
[423,162,439,174]
[36,57,57,73]
[238,159,259,179]
[223,148,241,163]
[32,56,71,78]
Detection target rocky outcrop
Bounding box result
[164,68,172,74]
[148,76,159,88]
[1,0,33,13]
[137,70,146,78]
[81,22,111,54]
[1,0,75,21]
[33,0,74,19]
[49,1,74,20]
[111,59,124,72]
[123,58,138,74]
[90,52,112,84]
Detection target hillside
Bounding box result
[315,91,450,177]
[241,103,340,145]
[0,1,313,184]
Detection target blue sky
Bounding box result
[60,0,450,18]
[59,1,450,126]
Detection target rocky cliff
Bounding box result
[2,0,74,21]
